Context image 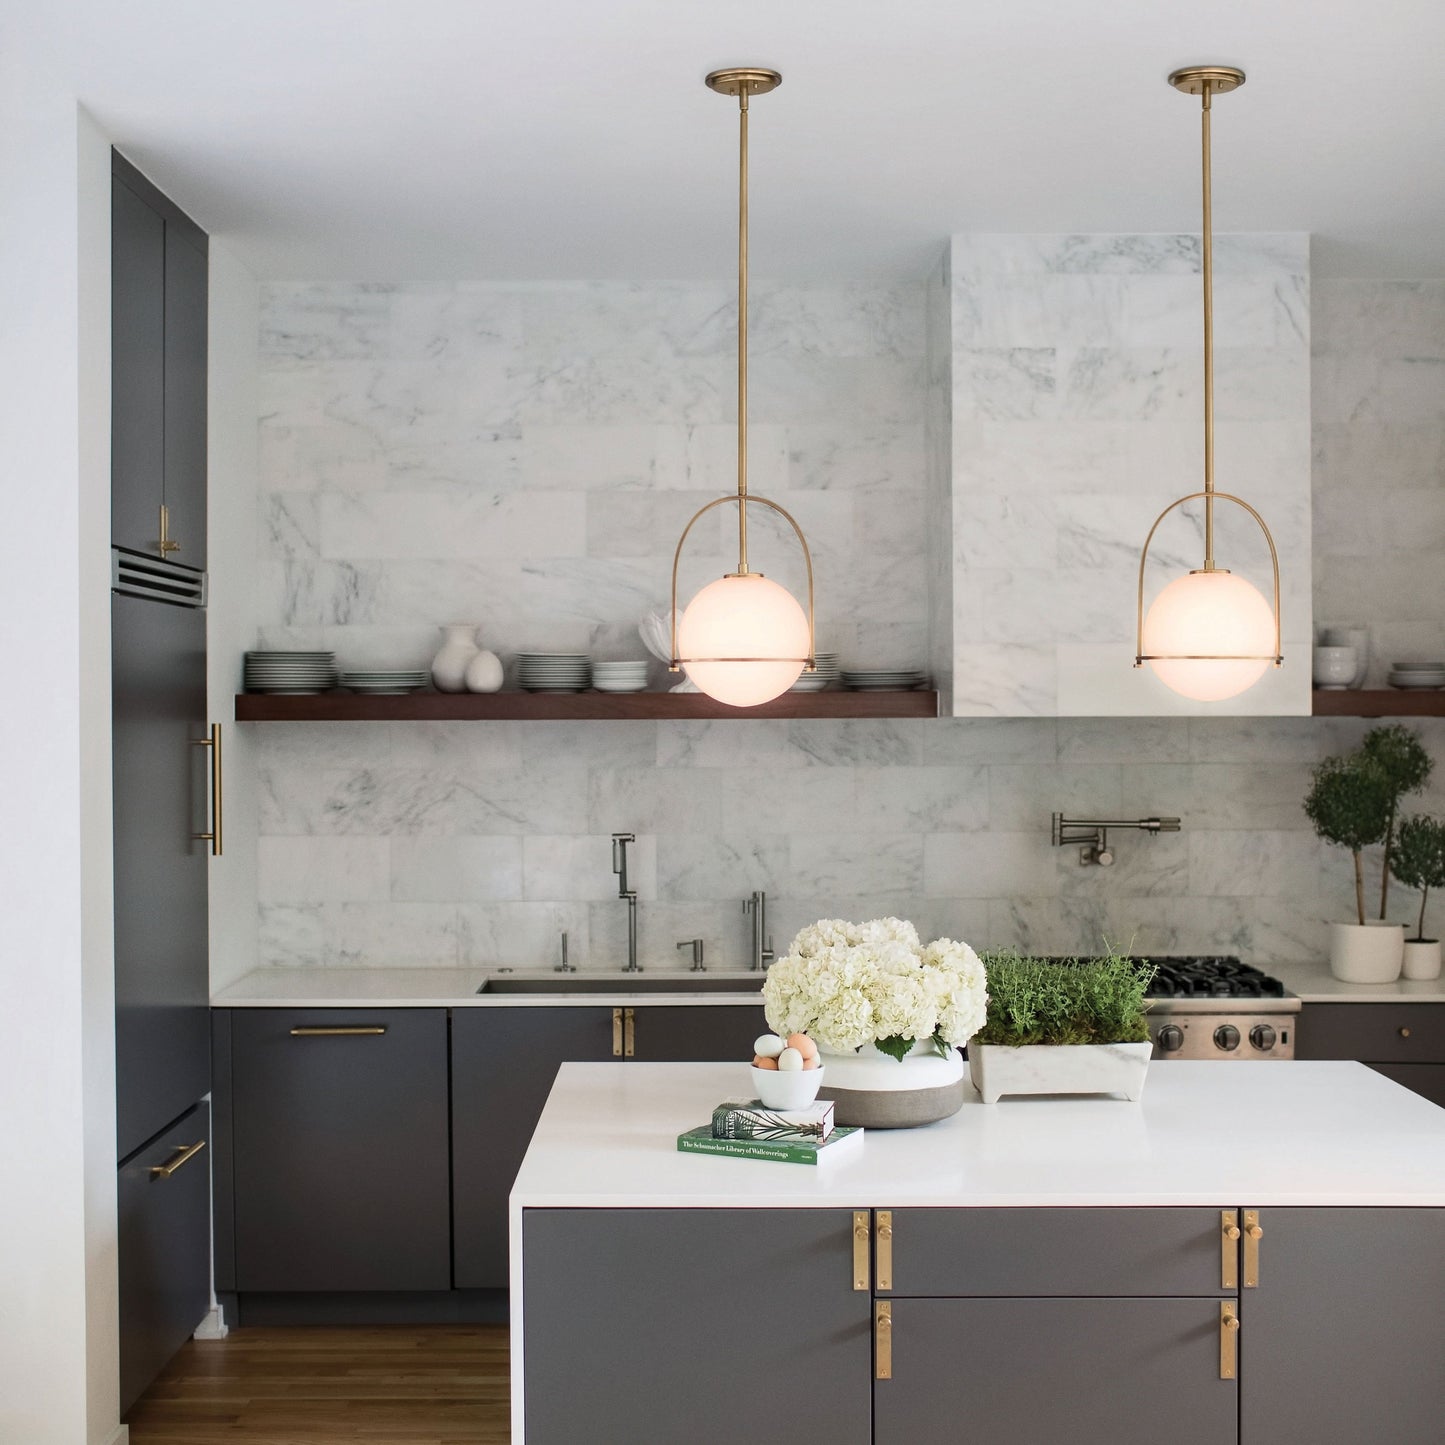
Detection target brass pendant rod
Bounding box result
[736,87,750,575]
[1200,83,1216,571]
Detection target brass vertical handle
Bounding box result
[1219,1301,1239,1378]
[874,1301,892,1379]
[612,1008,623,1057]
[623,1007,635,1057]
[157,502,180,555]
[150,1139,205,1179]
[289,1026,387,1037]
[875,1210,893,1291]
[1221,1210,1240,1289]
[1243,1210,1262,1287]
[852,1211,871,1291]
[191,723,222,856]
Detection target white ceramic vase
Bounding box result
[968,1041,1153,1104]
[816,1042,966,1129]
[1402,939,1442,981]
[464,649,504,693]
[1329,922,1404,983]
[431,624,480,693]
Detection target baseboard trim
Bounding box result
[231,1288,509,1327]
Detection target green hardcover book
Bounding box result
[677,1124,863,1166]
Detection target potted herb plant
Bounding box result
[968,950,1155,1104]
[1390,815,1445,980]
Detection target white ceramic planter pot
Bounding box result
[968,1041,1153,1104]
[1402,939,1442,981]
[817,1043,965,1129]
[430,624,480,693]
[1329,922,1404,983]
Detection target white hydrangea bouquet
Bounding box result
[762,917,988,1063]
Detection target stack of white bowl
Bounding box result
[591,660,651,693]
[841,666,927,691]
[1388,660,1445,690]
[339,668,430,695]
[516,651,590,693]
[789,651,840,691]
[243,650,337,694]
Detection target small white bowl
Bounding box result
[1312,645,1357,689]
[750,1063,825,1110]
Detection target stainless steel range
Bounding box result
[1142,956,1298,1060]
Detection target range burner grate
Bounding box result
[1033,955,1287,1000]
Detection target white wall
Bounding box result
[0,73,122,1445]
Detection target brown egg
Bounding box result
[753,1055,779,1070]
[787,1032,818,1059]
[801,1054,819,1071]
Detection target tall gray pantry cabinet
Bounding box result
[111,150,214,1415]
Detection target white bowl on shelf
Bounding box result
[749,1064,825,1110]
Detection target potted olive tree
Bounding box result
[969,950,1154,1103]
[1304,750,1403,981]
[1361,724,1433,921]
[1391,815,1445,980]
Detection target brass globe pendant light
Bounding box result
[1135,66,1282,703]
[669,68,816,707]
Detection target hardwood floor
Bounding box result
[126,1326,511,1444]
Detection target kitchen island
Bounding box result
[510,1060,1445,1445]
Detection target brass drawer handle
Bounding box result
[852,1211,870,1291]
[151,1139,205,1179]
[289,1026,387,1037]
[624,1007,635,1058]
[191,723,222,857]
[875,1210,893,1291]
[874,1301,892,1380]
[612,1008,623,1056]
[1221,1210,1239,1289]
[1220,1301,1239,1379]
[1399,1027,1412,1038]
[1243,1210,1262,1287]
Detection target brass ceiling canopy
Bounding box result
[1167,65,1245,96]
[704,68,782,98]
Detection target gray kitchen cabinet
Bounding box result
[161,221,207,566]
[628,1002,767,1060]
[219,1008,451,1293]
[1239,1208,1445,1444]
[117,1104,211,1415]
[1297,1001,1445,1106]
[522,1208,871,1445]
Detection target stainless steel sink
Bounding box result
[477,974,763,995]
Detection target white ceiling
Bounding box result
[23,0,1445,280]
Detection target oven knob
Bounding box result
[1249,1024,1277,1052]
[1157,1024,1185,1053]
[1213,1024,1241,1052]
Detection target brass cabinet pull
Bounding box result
[191,723,223,856]
[150,1139,205,1179]
[157,502,181,555]
[289,1026,387,1037]
[624,1007,635,1058]
[612,1008,623,1057]
[1221,1210,1240,1289]
[852,1211,871,1291]
[1219,1301,1240,1379]
[1243,1209,1262,1287]
[874,1301,892,1379]
[875,1210,894,1291]
[1399,1027,1412,1038]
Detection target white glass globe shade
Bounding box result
[678,573,809,707]
[1142,569,1276,702]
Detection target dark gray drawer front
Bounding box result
[1298,1003,1445,1063]
[883,1207,1227,1296]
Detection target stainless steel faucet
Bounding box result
[554,930,575,973]
[1051,813,1181,867]
[612,833,640,971]
[743,891,775,971]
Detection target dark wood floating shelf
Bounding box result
[234,689,941,722]
[1312,689,1445,718]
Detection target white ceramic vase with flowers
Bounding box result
[761,917,988,1128]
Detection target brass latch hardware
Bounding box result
[612,1008,624,1057]
[157,502,181,555]
[1243,1210,1262,1287]
[852,1211,870,1291]
[1219,1301,1239,1379]
[624,1006,635,1057]
[875,1210,893,1291]
[874,1301,892,1379]
[191,724,223,856]
[150,1139,205,1179]
[1399,1027,1411,1038]
[289,1026,387,1037]
[1221,1210,1240,1289]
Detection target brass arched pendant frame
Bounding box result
[669,493,817,671]
[1134,490,1282,668]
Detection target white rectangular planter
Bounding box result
[969,1041,1153,1104]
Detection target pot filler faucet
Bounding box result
[1051,813,1181,867]
[612,832,641,971]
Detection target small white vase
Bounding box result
[464,649,504,693]
[969,1041,1152,1104]
[1403,939,1442,981]
[431,624,480,693]
[1329,921,1404,983]
[816,1042,966,1129]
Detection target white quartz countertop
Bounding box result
[1270,958,1445,1003]
[211,966,767,1008]
[509,1060,1445,1209]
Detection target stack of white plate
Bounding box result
[789,652,841,692]
[1388,660,1445,690]
[340,669,430,695]
[517,651,590,693]
[842,667,927,691]
[591,660,651,693]
[243,650,337,694]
